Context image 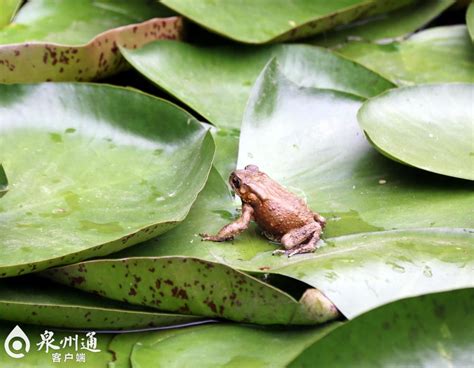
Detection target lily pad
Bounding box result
[0,164,7,198]
[337,25,474,85]
[289,289,474,367]
[113,61,474,318]
[0,321,114,366]
[160,0,414,44]
[358,84,474,180]
[0,83,214,277]
[121,42,394,128]
[468,2,474,42]
[43,256,340,325]
[0,0,183,82]
[129,323,340,368]
[311,0,454,46]
[0,277,202,330]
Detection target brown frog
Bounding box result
[200,165,326,257]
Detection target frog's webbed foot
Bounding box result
[272,239,321,257]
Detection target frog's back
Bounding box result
[253,196,314,237]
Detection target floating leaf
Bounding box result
[129,323,340,368]
[0,83,214,277]
[44,256,340,325]
[0,0,183,82]
[0,277,202,330]
[337,25,474,85]
[0,322,114,366]
[115,62,474,318]
[468,2,474,42]
[358,84,474,180]
[160,0,414,44]
[121,42,393,128]
[0,164,7,198]
[311,0,454,46]
[289,289,474,367]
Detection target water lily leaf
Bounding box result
[468,2,474,41]
[289,289,474,367]
[160,0,414,44]
[337,25,474,85]
[311,0,454,47]
[129,323,341,368]
[0,0,183,83]
[43,256,340,325]
[0,83,214,277]
[0,321,114,366]
[121,42,394,129]
[358,84,474,180]
[115,61,474,318]
[0,164,7,198]
[0,0,22,27]
[208,126,240,179]
[0,277,202,330]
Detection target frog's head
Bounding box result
[229,165,267,205]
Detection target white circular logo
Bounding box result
[4,325,30,359]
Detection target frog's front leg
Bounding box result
[272,221,322,257]
[200,203,254,242]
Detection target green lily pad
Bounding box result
[121,42,394,128]
[311,0,454,47]
[0,0,21,27]
[289,289,474,367]
[0,277,202,330]
[44,256,340,325]
[0,83,214,277]
[160,0,414,44]
[129,323,341,368]
[468,2,474,42]
[358,84,474,180]
[337,25,474,85]
[0,0,183,83]
[0,321,114,366]
[113,61,474,318]
[0,164,7,198]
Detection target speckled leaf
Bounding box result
[128,323,341,368]
[311,0,454,47]
[0,0,183,82]
[0,0,22,27]
[289,289,474,367]
[43,257,340,325]
[0,83,214,277]
[0,277,202,330]
[0,164,7,198]
[337,25,474,85]
[160,0,414,44]
[0,322,114,367]
[468,2,474,41]
[358,84,474,180]
[116,62,474,318]
[121,42,394,128]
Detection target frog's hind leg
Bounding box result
[286,231,322,257]
[272,222,322,256]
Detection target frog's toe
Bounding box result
[272,249,287,256]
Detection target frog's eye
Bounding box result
[231,176,242,189]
